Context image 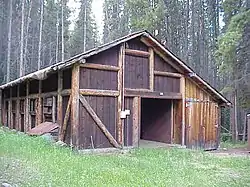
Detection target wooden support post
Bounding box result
[171,100,174,144]
[36,80,42,126]
[25,81,29,132]
[3,95,6,126]
[59,95,72,141]
[71,63,80,147]
[9,88,13,129]
[180,76,186,146]
[132,97,140,147]
[149,48,154,91]
[52,96,56,123]
[217,106,221,147]
[117,44,125,146]
[16,85,20,130]
[79,95,121,148]
[57,71,63,127]
[0,89,2,125]
[243,113,247,143]
[247,114,250,151]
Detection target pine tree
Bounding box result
[70,0,99,56]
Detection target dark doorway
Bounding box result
[140,98,172,144]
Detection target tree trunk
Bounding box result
[6,0,13,83]
[61,0,65,62]
[38,0,44,70]
[24,0,32,74]
[19,0,25,77]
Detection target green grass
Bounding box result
[220,141,248,149]
[1,127,250,187]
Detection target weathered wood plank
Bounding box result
[125,89,182,99]
[125,48,150,57]
[181,76,186,146]
[57,71,63,128]
[80,63,119,71]
[59,95,72,141]
[36,80,42,126]
[25,81,29,132]
[80,89,119,97]
[154,71,182,78]
[9,88,13,129]
[79,95,121,148]
[52,96,56,123]
[247,114,250,151]
[0,89,2,125]
[132,97,139,147]
[171,100,174,144]
[71,63,80,147]
[16,85,20,130]
[149,48,154,91]
[117,44,125,145]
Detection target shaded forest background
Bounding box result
[0,0,249,141]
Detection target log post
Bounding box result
[180,76,186,146]
[25,81,29,132]
[117,43,125,146]
[9,88,12,129]
[71,63,80,147]
[132,97,140,147]
[57,71,63,127]
[0,89,2,125]
[16,85,20,130]
[247,114,250,151]
[149,48,154,91]
[37,80,42,126]
[52,96,56,123]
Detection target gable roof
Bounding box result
[0,30,231,105]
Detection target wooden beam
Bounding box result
[52,96,56,123]
[132,97,140,147]
[149,48,154,91]
[0,89,2,125]
[171,100,174,144]
[36,80,42,126]
[28,89,70,99]
[79,95,121,148]
[25,81,29,132]
[57,71,63,129]
[117,44,125,146]
[16,85,20,130]
[80,89,119,97]
[71,63,80,147]
[247,114,250,151]
[80,63,119,71]
[125,89,182,99]
[180,76,186,146]
[59,95,72,141]
[9,88,13,129]
[154,71,182,78]
[140,37,184,73]
[125,48,150,57]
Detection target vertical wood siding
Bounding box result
[86,46,119,66]
[124,55,149,89]
[79,68,118,90]
[124,97,134,146]
[185,78,219,149]
[79,96,117,149]
[126,38,148,51]
[154,76,180,93]
[63,96,71,145]
[154,55,178,73]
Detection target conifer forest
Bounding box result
[0,0,249,141]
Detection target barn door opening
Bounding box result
[140,98,173,144]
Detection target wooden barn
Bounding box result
[0,31,231,150]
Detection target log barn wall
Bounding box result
[0,32,229,151]
[185,78,220,150]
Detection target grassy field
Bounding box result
[0,127,250,187]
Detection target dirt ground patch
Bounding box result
[209,147,250,157]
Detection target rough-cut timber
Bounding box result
[0,31,230,151]
[79,95,120,148]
